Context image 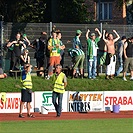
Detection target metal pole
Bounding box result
[100,22,102,33]
[98,0,101,23]
[0,16,4,69]
[98,1,103,74]
[50,22,52,36]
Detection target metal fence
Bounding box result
[1,22,133,73]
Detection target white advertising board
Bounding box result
[68,91,104,112]
[34,91,68,112]
[0,93,34,113]
[104,91,133,111]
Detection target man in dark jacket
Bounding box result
[123,37,133,81]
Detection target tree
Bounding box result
[13,0,47,22]
[117,0,133,24]
[117,0,131,7]
[0,0,91,23]
[0,0,15,22]
[58,0,89,23]
[0,0,47,22]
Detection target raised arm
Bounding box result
[30,40,37,49]
[123,42,128,59]
[6,41,16,47]
[103,30,108,43]
[86,29,90,40]
[23,36,30,46]
[20,41,26,49]
[95,28,102,38]
[113,30,120,43]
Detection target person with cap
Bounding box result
[72,30,83,77]
[123,37,133,81]
[31,32,47,76]
[73,30,82,49]
[97,31,108,76]
[19,63,34,118]
[86,28,102,79]
[103,30,120,80]
[115,36,127,76]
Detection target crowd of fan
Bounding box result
[0,27,133,81]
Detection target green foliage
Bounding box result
[0,0,91,23]
[13,0,47,22]
[117,0,131,8]
[0,0,47,22]
[58,0,90,23]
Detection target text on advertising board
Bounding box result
[105,96,133,105]
[42,92,52,106]
[69,94,103,101]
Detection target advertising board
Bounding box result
[0,92,34,113]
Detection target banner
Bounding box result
[0,93,34,113]
[1,91,133,113]
[34,91,68,112]
[68,91,104,112]
[104,91,133,111]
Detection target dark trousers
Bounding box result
[10,53,20,70]
[52,91,63,116]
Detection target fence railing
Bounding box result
[1,22,133,73]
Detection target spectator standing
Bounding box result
[51,64,67,117]
[46,31,64,79]
[19,63,34,118]
[97,31,108,76]
[103,30,120,79]
[73,30,82,49]
[7,33,26,71]
[86,28,102,79]
[73,30,83,76]
[68,48,85,79]
[31,32,47,76]
[123,37,133,81]
[21,34,30,53]
[56,31,65,67]
[115,36,127,76]
[46,29,59,68]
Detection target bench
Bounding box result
[9,69,44,79]
[8,67,70,79]
[41,67,71,77]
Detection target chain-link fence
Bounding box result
[1,22,133,73]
